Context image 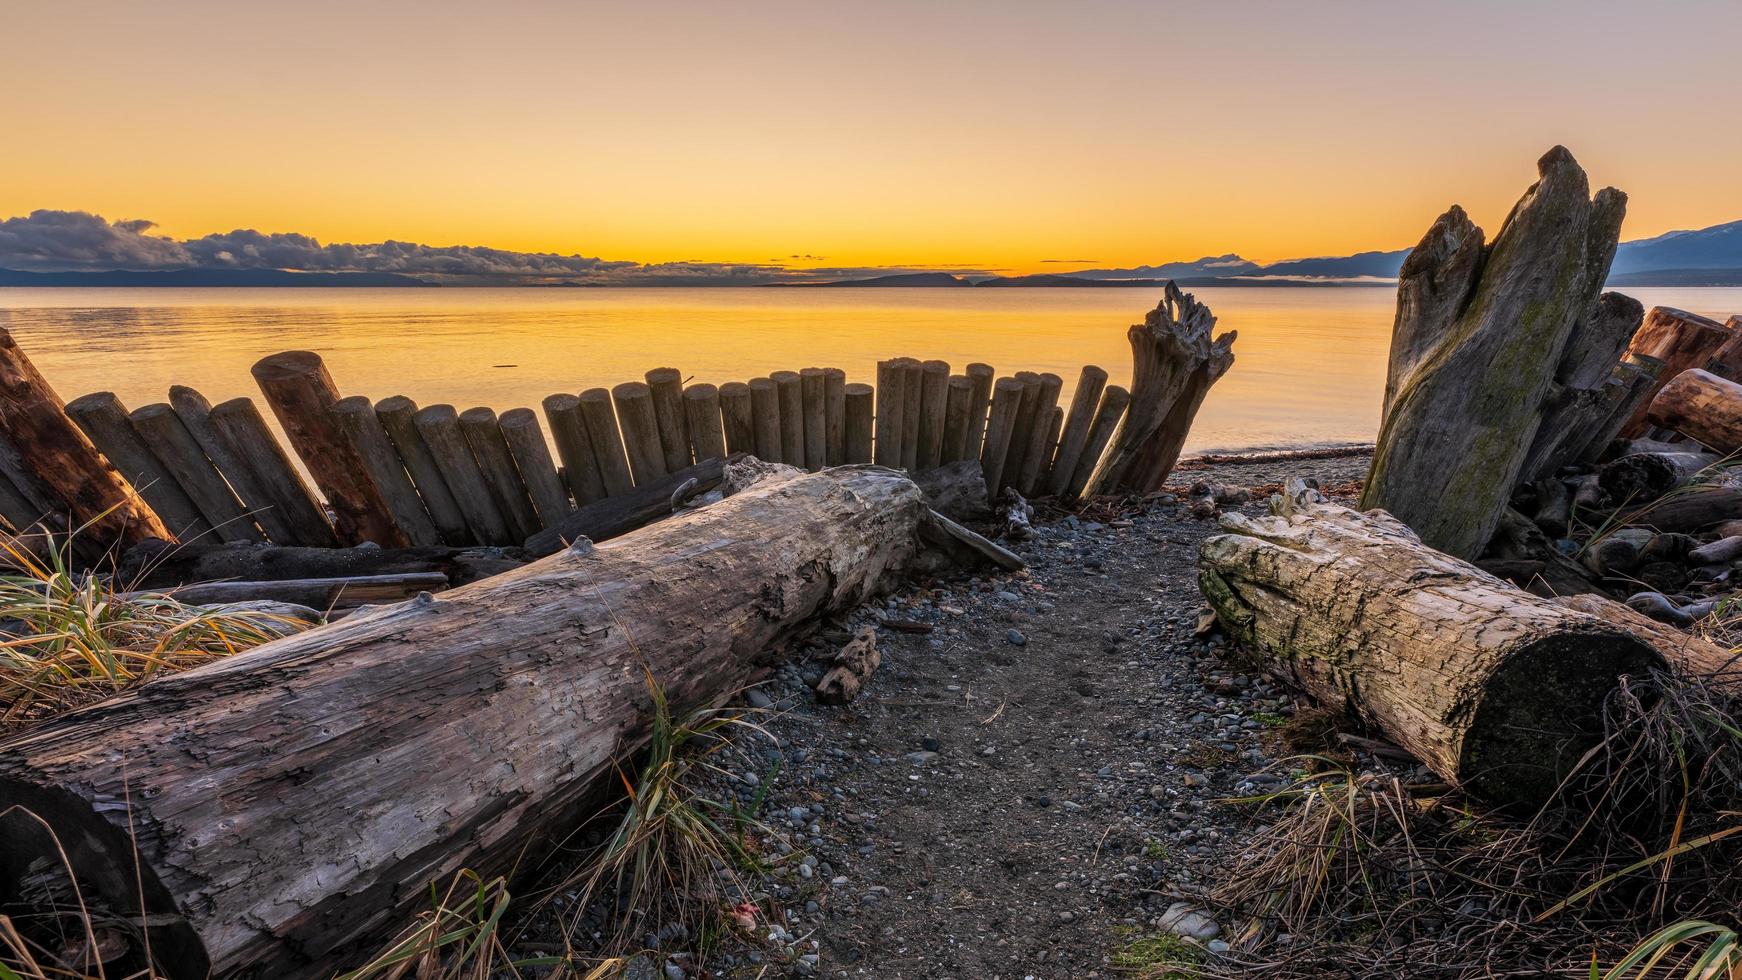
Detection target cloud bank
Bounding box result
[0,210,991,285]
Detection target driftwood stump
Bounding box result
[1362,146,1627,558]
[1090,283,1235,495]
[1200,479,1661,807]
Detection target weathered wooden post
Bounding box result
[941,375,972,464]
[459,407,541,539]
[1063,385,1130,500]
[578,388,635,497]
[0,329,168,548]
[772,370,805,465]
[1048,366,1108,497]
[67,392,212,541]
[1002,372,1043,490]
[980,377,1024,494]
[748,376,784,464]
[330,396,441,547]
[915,359,950,471]
[207,397,338,547]
[962,362,994,464]
[800,368,827,471]
[1015,373,1063,495]
[412,404,513,545]
[824,367,847,466]
[719,381,755,455]
[645,367,693,472]
[542,394,609,507]
[500,408,572,529]
[874,359,905,467]
[126,403,261,543]
[682,383,728,463]
[845,382,874,463]
[253,351,406,546]
[375,396,473,546]
[898,358,923,471]
[611,382,669,486]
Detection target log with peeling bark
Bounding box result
[1645,367,1742,454]
[1618,307,1734,437]
[119,539,529,591]
[1090,283,1235,496]
[1200,479,1662,807]
[0,466,934,979]
[0,329,169,549]
[1363,147,1626,559]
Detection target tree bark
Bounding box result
[1199,479,1662,808]
[0,467,930,980]
[1646,367,1742,454]
[1362,147,1625,559]
[1091,282,1235,496]
[0,329,168,549]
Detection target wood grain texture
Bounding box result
[207,397,338,547]
[376,395,474,545]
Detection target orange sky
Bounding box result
[4,1,1740,274]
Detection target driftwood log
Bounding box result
[1200,479,1662,807]
[1618,307,1734,437]
[0,466,934,979]
[523,453,739,557]
[1090,283,1234,495]
[1646,367,1742,454]
[119,540,529,590]
[1363,146,1627,558]
[124,572,451,609]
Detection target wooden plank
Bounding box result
[127,403,262,543]
[252,350,404,547]
[1016,372,1064,495]
[718,381,755,455]
[682,383,727,462]
[800,367,827,471]
[874,359,904,467]
[500,407,572,530]
[459,407,540,541]
[978,377,1025,497]
[823,368,846,466]
[772,370,805,465]
[66,391,212,541]
[411,404,513,545]
[611,381,668,485]
[748,377,783,463]
[645,367,693,472]
[915,359,950,471]
[962,362,995,463]
[845,382,874,463]
[941,375,972,463]
[207,397,338,547]
[376,395,473,546]
[1063,385,1131,500]
[330,396,440,547]
[578,388,635,497]
[899,358,923,471]
[170,385,297,545]
[541,393,608,507]
[1047,365,1108,497]
[0,329,168,548]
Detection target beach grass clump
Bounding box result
[0,532,311,733]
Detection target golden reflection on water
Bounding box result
[3,286,1738,455]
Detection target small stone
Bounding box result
[1006,629,1027,646]
[1158,902,1221,941]
[745,688,774,710]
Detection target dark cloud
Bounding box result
[0,209,999,284]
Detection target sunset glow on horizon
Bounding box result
[5,0,1741,275]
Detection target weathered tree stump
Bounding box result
[1362,147,1625,558]
[1091,283,1235,496]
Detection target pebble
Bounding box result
[1157,902,1221,941]
[1006,629,1027,646]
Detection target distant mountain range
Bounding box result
[5,218,1740,287]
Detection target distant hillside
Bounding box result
[1611,219,1742,274]
[1606,268,1742,287]
[1069,254,1260,281]
[0,268,433,287]
[975,274,1163,287]
[776,272,969,287]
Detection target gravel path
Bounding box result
[682,450,1372,979]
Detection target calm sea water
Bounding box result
[2,286,1738,455]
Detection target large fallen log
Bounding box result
[1090,283,1235,495]
[117,539,528,591]
[1200,479,1662,808]
[0,466,933,979]
[1362,147,1625,558]
[1645,367,1742,454]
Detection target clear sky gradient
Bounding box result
[5,1,1739,274]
